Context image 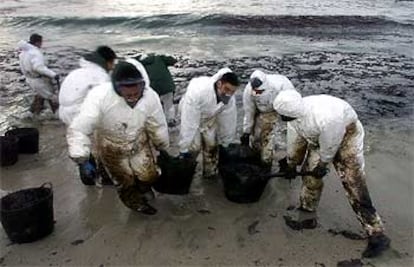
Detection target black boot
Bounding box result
[362,233,391,258]
[136,202,157,215]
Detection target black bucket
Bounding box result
[219,162,270,203]
[218,144,270,203]
[0,183,54,243]
[0,136,19,166]
[219,143,262,166]
[153,153,197,195]
[5,127,39,154]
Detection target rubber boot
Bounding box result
[362,233,391,258]
[283,207,318,230]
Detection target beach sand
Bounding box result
[0,47,413,266]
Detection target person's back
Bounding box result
[136,53,177,125]
[302,95,358,131]
[59,57,109,125]
[137,53,176,96]
[58,46,116,125]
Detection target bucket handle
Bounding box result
[6,125,18,131]
[39,182,53,189]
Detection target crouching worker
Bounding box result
[273,90,390,258]
[241,70,296,168]
[67,60,169,215]
[178,68,240,179]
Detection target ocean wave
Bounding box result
[2,13,413,30]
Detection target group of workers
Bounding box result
[16,33,390,258]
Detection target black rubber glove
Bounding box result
[240,133,250,146]
[159,150,170,159]
[311,163,329,179]
[179,152,193,160]
[285,164,297,180]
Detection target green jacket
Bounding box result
[136,53,177,96]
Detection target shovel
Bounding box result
[260,171,318,180]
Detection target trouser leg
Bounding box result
[201,125,218,178]
[252,112,277,166]
[333,122,384,236]
[299,147,324,211]
[30,95,45,114]
[160,92,175,123]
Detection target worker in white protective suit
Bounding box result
[17,33,59,114]
[241,70,295,168]
[179,68,240,179]
[59,46,117,186]
[67,60,169,215]
[273,90,390,258]
[59,46,117,125]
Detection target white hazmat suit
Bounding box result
[59,58,110,125]
[67,59,168,210]
[179,68,237,178]
[17,40,57,100]
[273,90,384,237]
[243,70,295,165]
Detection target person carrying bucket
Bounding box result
[17,33,59,115]
[178,68,240,179]
[273,90,390,258]
[240,70,296,169]
[66,59,170,215]
[59,46,117,186]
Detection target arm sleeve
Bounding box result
[287,123,308,166]
[161,55,177,66]
[31,53,56,78]
[217,97,237,146]
[145,93,170,151]
[242,84,256,134]
[178,85,201,153]
[66,88,103,159]
[318,122,346,163]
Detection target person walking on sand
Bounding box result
[17,33,59,115]
[273,90,390,258]
[240,69,296,169]
[178,68,240,179]
[67,59,169,215]
[135,53,178,127]
[59,46,117,186]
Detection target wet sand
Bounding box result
[1,47,413,266]
[0,117,413,266]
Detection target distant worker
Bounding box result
[17,33,59,114]
[241,70,295,168]
[273,90,390,258]
[179,68,240,179]
[59,46,117,186]
[67,59,169,215]
[136,53,178,127]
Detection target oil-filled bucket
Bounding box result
[219,162,270,203]
[0,136,19,166]
[5,127,39,154]
[218,144,271,203]
[0,183,54,243]
[153,153,197,195]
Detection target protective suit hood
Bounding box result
[17,40,34,52]
[273,90,305,118]
[212,67,233,84]
[250,70,267,90]
[82,51,107,72]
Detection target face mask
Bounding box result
[219,93,232,104]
